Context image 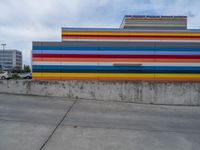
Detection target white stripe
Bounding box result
[33,61,200,66]
[33,62,98,66]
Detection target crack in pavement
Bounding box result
[39,100,78,150]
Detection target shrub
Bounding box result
[12,73,20,80]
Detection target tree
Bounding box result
[23,65,31,73]
[12,66,21,73]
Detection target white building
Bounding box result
[0,50,22,71]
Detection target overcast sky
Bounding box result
[0,0,200,66]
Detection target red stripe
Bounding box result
[62,35,200,38]
[32,54,200,59]
[62,36,200,40]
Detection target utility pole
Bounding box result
[1,43,6,71]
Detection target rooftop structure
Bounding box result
[120,15,187,30]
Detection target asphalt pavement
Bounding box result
[0,93,200,150]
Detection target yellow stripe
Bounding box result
[33,73,200,79]
[62,31,200,37]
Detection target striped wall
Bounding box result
[120,15,187,30]
[32,32,200,81]
[62,28,200,41]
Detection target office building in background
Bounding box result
[0,50,22,71]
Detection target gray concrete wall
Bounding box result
[0,80,199,105]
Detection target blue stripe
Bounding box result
[32,50,154,54]
[32,65,200,71]
[32,46,200,51]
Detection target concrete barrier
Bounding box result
[0,80,199,105]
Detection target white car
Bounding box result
[18,72,32,79]
[11,70,32,79]
[0,71,11,80]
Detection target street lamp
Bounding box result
[1,43,6,71]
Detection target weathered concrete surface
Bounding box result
[0,94,74,150]
[0,121,53,150]
[44,126,200,150]
[0,80,200,105]
[0,94,200,150]
[63,100,200,133]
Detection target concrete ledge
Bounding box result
[0,80,199,105]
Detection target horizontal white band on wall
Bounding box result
[32,62,200,66]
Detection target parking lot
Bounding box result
[0,93,200,150]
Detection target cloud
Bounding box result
[0,0,200,66]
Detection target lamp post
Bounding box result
[1,43,6,71]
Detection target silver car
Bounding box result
[0,71,11,80]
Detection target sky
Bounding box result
[0,0,200,66]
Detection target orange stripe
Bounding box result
[33,76,156,80]
[60,77,98,80]
[98,77,200,81]
[32,57,200,63]
[62,31,198,35]
[32,77,59,80]
[32,76,98,80]
[155,59,200,63]
[32,76,200,81]
[98,77,155,80]
[153,78,200,81]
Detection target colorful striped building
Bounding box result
[32,16,200,81]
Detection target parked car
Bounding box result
[11,70,32,79]
[0,71,11,80]
[18,72,32,79]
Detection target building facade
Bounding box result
[32,15,200,81]
[0,50,22,71]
